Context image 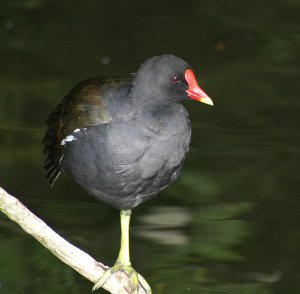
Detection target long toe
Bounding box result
[137,273,152,294]
[92,267,116,291]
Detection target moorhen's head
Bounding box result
[132,54,213,106]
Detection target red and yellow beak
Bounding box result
[185,69,213,106]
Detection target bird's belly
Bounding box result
[62,117,191,210]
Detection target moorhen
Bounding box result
[43,55,213,293]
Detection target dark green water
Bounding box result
[0,1,299,293]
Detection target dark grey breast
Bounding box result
[61,102,191,210]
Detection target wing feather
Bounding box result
[42,76,131,186]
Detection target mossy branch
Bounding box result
[0,186,146,294]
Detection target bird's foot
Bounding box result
[92,261,152,293]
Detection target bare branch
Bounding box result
[0,186,146,294]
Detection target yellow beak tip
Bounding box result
[200,97,214,106]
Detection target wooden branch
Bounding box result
[0,186,146,294]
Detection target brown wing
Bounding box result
[43,76,131,187]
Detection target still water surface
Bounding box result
[0,0,299,293]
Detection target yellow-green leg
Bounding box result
[93,210,152,293]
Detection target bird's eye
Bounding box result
[172,76,180,83]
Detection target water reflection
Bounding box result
[138,206,191,245]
